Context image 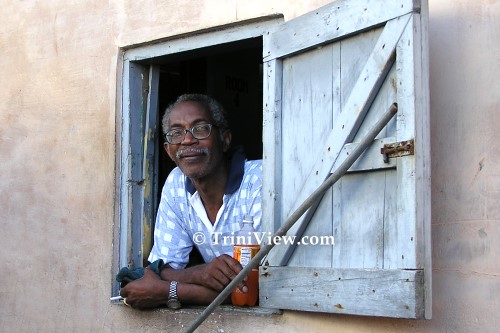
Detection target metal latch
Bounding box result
[381,139,414,163]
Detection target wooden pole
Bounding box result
[183,103,398,333]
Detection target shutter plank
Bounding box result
[128,62,149,268]
[264,0,419,60]
[260,266,424,318]
[331,171,387,268]
[262,59,284,236]
[384,15,422,269]
[279,45,338,268]
[331,137,396,172]
[392,13,432,318]
[142,65,160,263]
[415,6,432,318]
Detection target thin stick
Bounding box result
[183,103,398,333]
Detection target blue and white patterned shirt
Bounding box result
[148,148,262,269]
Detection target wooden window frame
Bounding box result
[112,16,284,297]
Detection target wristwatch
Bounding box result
[166,281,181,310]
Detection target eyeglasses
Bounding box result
[164,123,215,144]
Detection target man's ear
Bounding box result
[164,142,175,161]
[222,130,232,153]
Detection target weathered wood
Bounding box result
[418,2,432,319]
[331,171,388,268]
[127,62,150,268]
[113,51,125,296]
[404,8,432,318]
[262,59,283,236]
[383,14,425,271]
[279,45,338,268]
[259,267,425,319]
[142,65,160,264]
[124,16,283,61]
[260,0,430,319]
[350,65,398,141]
[265,15,411,266]
[331,137,397,172]
[264,0,419,60]
[118,59,130,269]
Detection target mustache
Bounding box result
[175,147,209,159]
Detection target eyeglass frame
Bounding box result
[164,123,217,145]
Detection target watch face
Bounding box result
[167,298,182,310]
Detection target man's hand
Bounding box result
[160,254,247,293]
[120,268,170,310]
[196,254,247,292]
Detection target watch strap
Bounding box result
[168,281,178,300]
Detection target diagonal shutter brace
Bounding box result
[183,103,398,333]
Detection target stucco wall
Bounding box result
[1,0,499,332]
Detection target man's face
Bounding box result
[164,101,231,180]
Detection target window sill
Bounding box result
[112,300,282,316]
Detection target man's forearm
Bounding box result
[160,255,245,295]
[160,265,205,285]
[177,282,225,305]
[119,267,224,308]
[161,267,231,305]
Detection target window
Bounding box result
[114,0,431,320]
[113,16,283,295]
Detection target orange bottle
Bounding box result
[231,215,260,306]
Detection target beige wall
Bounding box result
[1,0,499,332]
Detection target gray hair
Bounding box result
[161,94,230,136]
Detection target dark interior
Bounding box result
[144,37,263,265]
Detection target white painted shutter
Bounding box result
[260,0,431,319]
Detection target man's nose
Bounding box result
[181,129,197,144]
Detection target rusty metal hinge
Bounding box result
[381,139,414,163]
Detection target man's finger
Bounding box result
[210,270,230,291]
[217,255,250,292]
[219,255,243,274]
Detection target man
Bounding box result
[120,94,262,309]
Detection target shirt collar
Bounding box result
[185,145,246,195]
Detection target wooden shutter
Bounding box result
[260,0,431,319]
[119,61,160,269]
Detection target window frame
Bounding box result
[112,16,284,296]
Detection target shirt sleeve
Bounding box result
[148,169,193,269]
